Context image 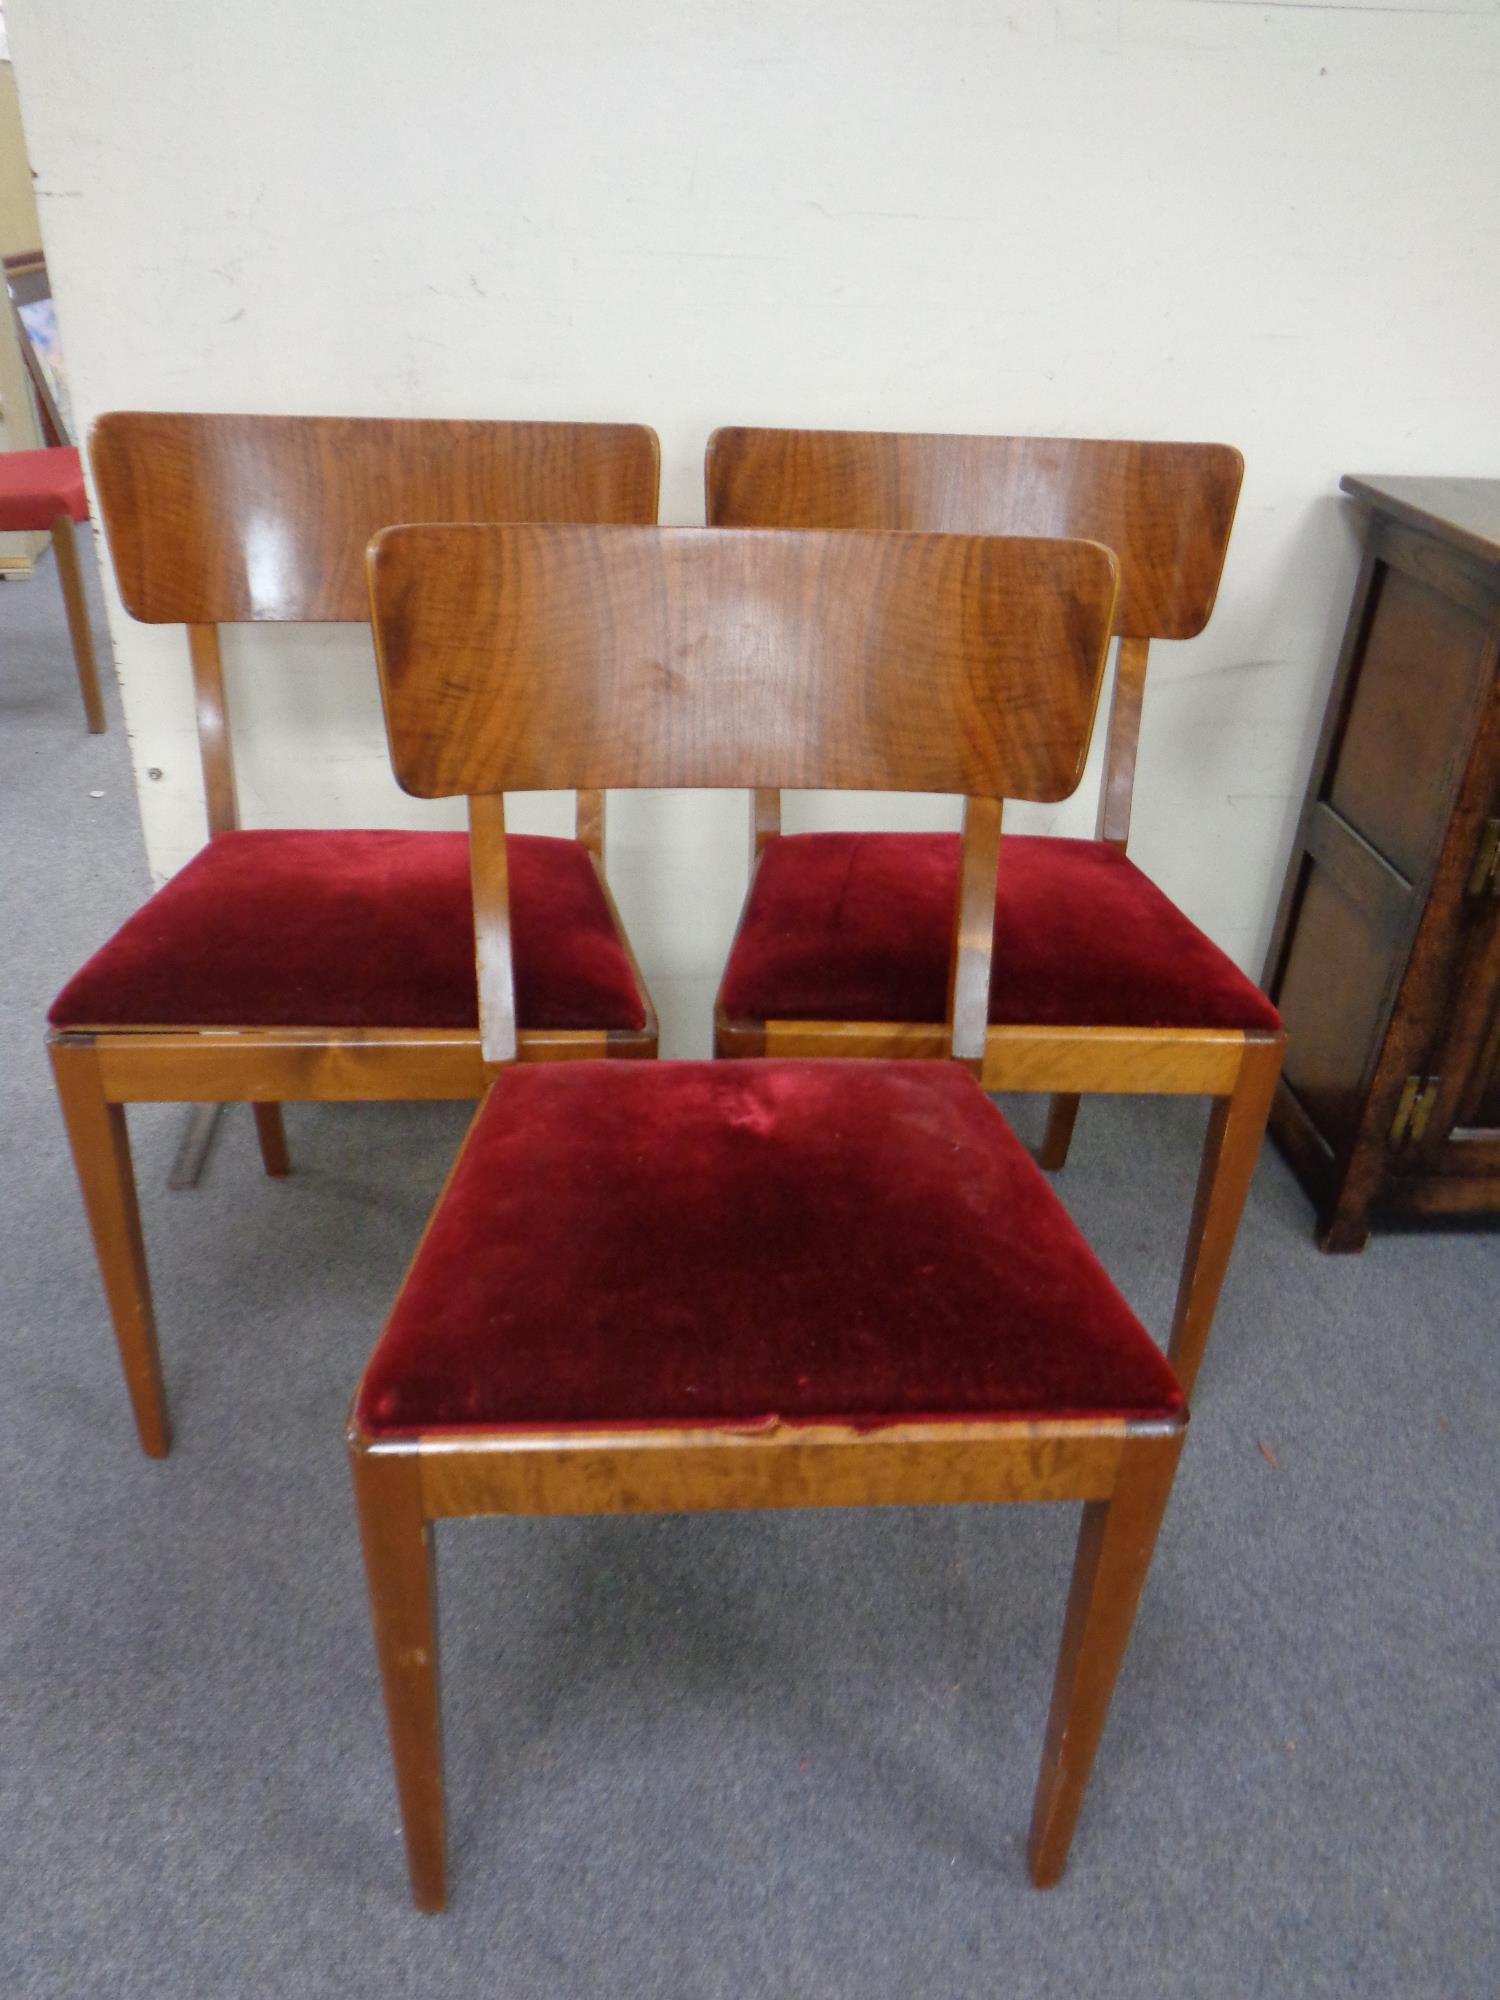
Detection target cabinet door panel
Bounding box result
[1402,768,1500,1181]
[1278,863,1404,1152]
[1436,910,1500,1150]
[1470,1013,1500,1129]
[1329,564,1491,882]
[1267,481,1500,1237]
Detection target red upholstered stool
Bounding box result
[47,413,660,1460]
[0,444,105,732]
[707,428,1287,1398]
[352,519,1191,1911]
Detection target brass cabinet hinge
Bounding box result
[1467,818,1500,897]
[1390,1074,1441,1146]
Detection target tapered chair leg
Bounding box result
[252,1102,292,1178]
[351,1441,447,1912]
[1036,1092,1081,1171]
[1028,1428,1184,1887]
[1166,1035,1284,1397]
[51,513,106,735]
[48,1036,170,1456]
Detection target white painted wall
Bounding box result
[10,0,1500,1052]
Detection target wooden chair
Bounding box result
[705,428,1286,1396]
[47,412,661,1459]
[352,519,1189,1911]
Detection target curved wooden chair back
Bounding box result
[88,411,661,846]
[705,427,1242,848]
[368,522,1119,1067]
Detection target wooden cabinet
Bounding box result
[1264,475,1500,1250]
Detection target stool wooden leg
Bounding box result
[49,1037,170,1456]
[351,1442,446,1912]
[1027,1428,1184,1887]
[252,1102,291,1178]
[1036,1092,1081,1171]
[51,513,105,734]
[1166,1036,1284,1397]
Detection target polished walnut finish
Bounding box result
[92,411,661,844]
[52,413,661,1457]
[710,429,1239,863]
[706,423,1240,852]
[705,426,1276,1397]
[707,429,1241,641]
[370,523,1116,804]
[369,523,1119,1069]
[93,411,661,624]
[355,521,1182,1911]
[1265,475,1500,1247]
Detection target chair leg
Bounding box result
[351,1442,447,1912]
[51,513,106,734]
[252,1102,292,1178]
[166,1104,226,1191]
[48,1038,170,1457]
[1035,1093,1081,1171]
[1027,1428,1184,1887]
[1166,1037,1284,1398]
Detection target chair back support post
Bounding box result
[468,795,518,1066]
[1095,634,1150,849]
[705,428,1241,856]
[575,789,606,861]
[187,622,239,835]
[751,786,780,861]
[368,522,1119,1075]
[949,797,1004,1069]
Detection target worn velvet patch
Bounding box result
[49,829,647,1033]
[718,832,1281,1033]
[357,1060,1183,1437]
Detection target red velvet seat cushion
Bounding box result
[48,829,647,1033]
[356,1060,1183,1437]
[0,445,88,532]
[718,832,1281,1033]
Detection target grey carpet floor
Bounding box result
[1,544,1497,2000]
